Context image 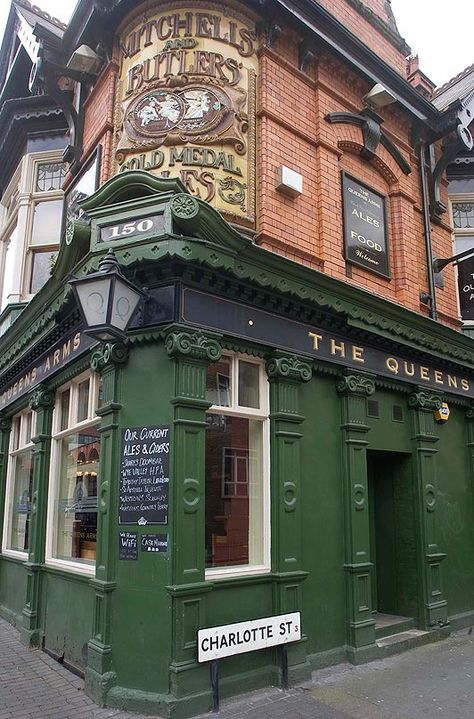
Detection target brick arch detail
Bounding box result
[337,139,399,186]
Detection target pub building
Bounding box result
[1,0,474,716]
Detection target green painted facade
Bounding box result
[0,173,473,716]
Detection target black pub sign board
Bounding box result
[119,425,170,525]
[342,172,390,278]
[457,257,474,321]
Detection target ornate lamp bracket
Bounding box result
[325,110,411,174]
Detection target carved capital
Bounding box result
[408,391,443,411]
[336,373,375,397]
[90,342,129,372]
[0,413,11,433]
[266,355,312,383]
[29,384,54,411]
[165,331,222,363]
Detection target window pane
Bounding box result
[453,202,474,229]
[206,357,231,406]
[455,235,474,254]
[6,449,33,552]
[77,380,90,423]
[59,389,70,431]
[238,361,260,408]
[30,200,62,245]
[29,250,57,293]
[23,412,32,444]
[52,429,99,563]
[205,415,263,568]
[36,162,65,192]
[11,417,20,451]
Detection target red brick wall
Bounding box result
[79,62,118,188]
[314,0,407,75]
[256,29,459,328]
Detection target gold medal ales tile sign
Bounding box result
[114,3,258,224]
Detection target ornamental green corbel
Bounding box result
[336,373,376,396]
[408,391,443,411]
[29,384,55,411]
[266,354,312,383]
[165,330,222,363]
[90,342,129,372]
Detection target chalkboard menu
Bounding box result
[457,257,474,321]
[119,531,138,560]
[342,172,390,278]
[141,534,168,553]
[119,425,170,525]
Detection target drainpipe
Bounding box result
[418,140,437,321]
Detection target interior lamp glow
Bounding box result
[69,249,144,342]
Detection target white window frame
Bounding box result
[45,371,101,576]
[22,151,65,300]
[449,194,474,325]
[2,408,36,560]
[0,163,23,309]
[0,150,65,311]
[205,354,270,581]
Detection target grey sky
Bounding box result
[0,0,471,89]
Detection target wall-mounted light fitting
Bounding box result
[67,45,102,75]
[363,83,396,109]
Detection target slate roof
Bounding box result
[431,63,474,111]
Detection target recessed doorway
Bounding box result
[367,450,418,628]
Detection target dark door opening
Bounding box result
[367,450,418,621]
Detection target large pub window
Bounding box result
[2,409,35,556]
[205,354,270,578]
[45,372,101,573]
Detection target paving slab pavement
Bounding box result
[1,616,474,719]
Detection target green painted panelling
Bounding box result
[436,406,474,617]
[119,343,174,430]
[299,375,345,653]
[42,572,94,670]
[0,560,26,622]
[203,582,276,678]
[111,343,174,693]
[205,582,274,625]
[366,390,411,451]
[112,588,172,691]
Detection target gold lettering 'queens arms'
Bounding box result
[114,3,258,225]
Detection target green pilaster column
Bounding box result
[86,342,128,703]
[337,371,376,656]
[20,384,54,647]
[266,352,312,682]
[408,389,447,629]
[165,328,222,699]
[0,414,12,547]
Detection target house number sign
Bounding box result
[99,213,166,243]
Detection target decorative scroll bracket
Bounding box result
[325,109,412,175]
